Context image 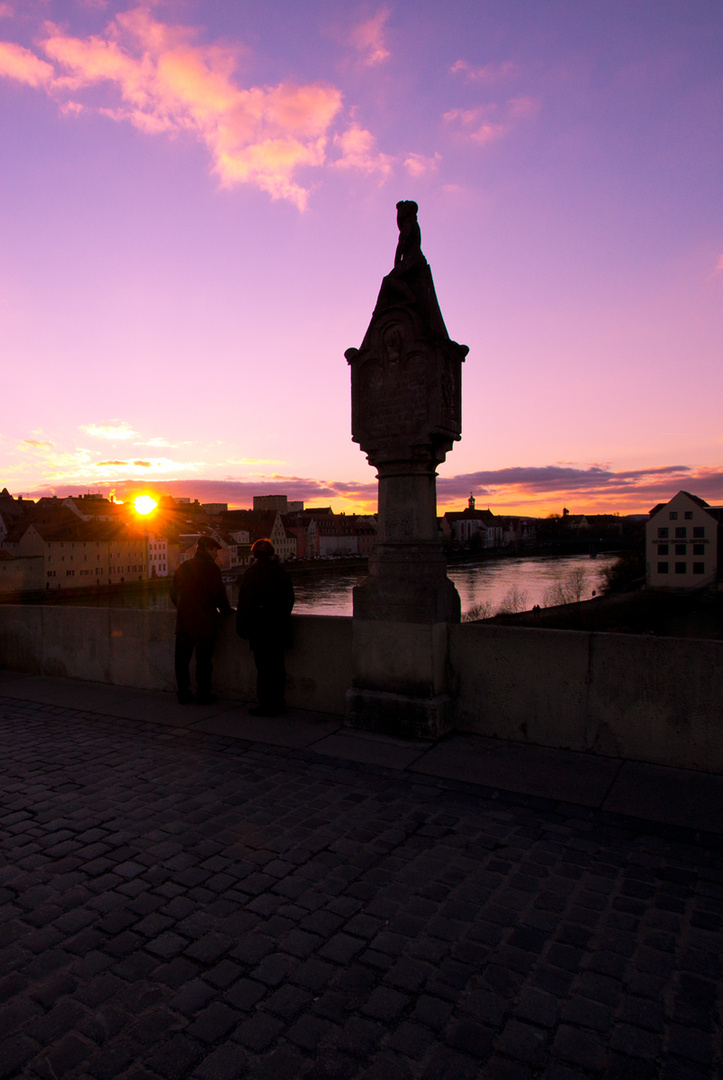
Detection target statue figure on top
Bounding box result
[394,200,422,268]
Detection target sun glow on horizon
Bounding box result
[133,494,158,516]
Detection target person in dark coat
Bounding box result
[236,538,294,716]
[171,535,232,704]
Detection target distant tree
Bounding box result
[462,599,494,622]
[544,566,588,607]
[601,548,645,594]
[497,585,529,614]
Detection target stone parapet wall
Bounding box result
[449,623,723,773]
[0,606,353,717]
[1,606,722,772]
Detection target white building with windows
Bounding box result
[147,534,169,578]
[646,491,722,590]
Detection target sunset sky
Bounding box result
[1,0,721,517]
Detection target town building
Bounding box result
[147,534,169,578]
[217,509,297,561]
[441,495,503,549]
[646,491,722,590]
[253,495,304,514]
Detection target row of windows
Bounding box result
[48,554,103,562]
[657,527,705,539]
[47,542,103,549]
[657,563,706,575]
[657,544,706,556]
[668,511,694,520]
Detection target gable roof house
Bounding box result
[442,496,503,549]
[646,491,723,590]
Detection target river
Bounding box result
[291,553,617,617]
[56,553,617,618]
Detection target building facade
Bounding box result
[646,491,722,590]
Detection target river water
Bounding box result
[292,553,617,617]
[57,553,617,618]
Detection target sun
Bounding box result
[133,494,158,516]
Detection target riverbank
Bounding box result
[486,586,723,639]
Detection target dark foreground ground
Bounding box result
[1,674,722,1079]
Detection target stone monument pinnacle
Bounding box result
[345,202,469,739]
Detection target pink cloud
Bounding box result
[451,59,518,83]
[349,9,390,67]
[444,96,539,145]
[716,255,723,272]
[1,8,349,208]
[444,105,506,145]
[404,151,441,177]
[333,122,392,178]
[0,41,54,86]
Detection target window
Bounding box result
[657,527,668,538]
[684,511,693,519]
[658,544,669,555]
[675,544,686,556]
[675,527,687,538]
[693,527,705,538]
[693,544,704,555]
[693,563,705,574]
[657,562,669,574]
[669,511,678,520]
[675,562,686,574]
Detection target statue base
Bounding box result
[345,617,455,740]
[345,687,452,741]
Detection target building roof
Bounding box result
[649,491,714,518]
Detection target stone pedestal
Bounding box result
[344,202,468,740]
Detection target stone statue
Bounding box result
[346,201,468,467]
[344,202,470,739]
[394,200,422,268]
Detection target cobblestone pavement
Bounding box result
[1,695,722,1080]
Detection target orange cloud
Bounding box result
[333,122,392,177]
[349,9,390,67]
[0,8,350,208]
[21,438,54,449]
[0,41,54,86]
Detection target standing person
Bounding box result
[236,538,295,716]
[171,535,232,705]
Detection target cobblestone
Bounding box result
[1,693,723,1077]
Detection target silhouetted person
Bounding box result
[236,538,294,716]
[171,535,232,704]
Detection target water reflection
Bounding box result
[60,554,616,618]
[287,554,616,617]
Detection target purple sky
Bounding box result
[1,0,721,516]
